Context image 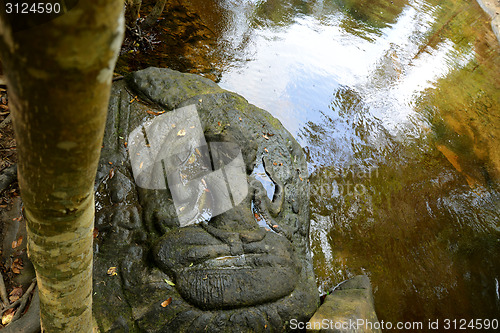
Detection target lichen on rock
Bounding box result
[92,68,319,332]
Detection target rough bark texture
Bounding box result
[0,1,124,331]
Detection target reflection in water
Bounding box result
[118,0,500,328]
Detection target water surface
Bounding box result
[118,0,500,328]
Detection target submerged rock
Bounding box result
[307,276,380,333]
[92,68,319,332]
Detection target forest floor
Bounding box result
[0,83,37,330]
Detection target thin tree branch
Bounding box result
[1,278,36,315]
[142,0,167,29]
[5,279,37,325]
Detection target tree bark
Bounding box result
[142,0,167,28]
[125,0,142,28]
[0,1,124,332]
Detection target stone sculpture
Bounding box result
[92,68,319,332]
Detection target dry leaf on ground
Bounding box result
[1,308,15,325]
[161,297,172,307]
[107,267,118,276]
[11,236,22,248]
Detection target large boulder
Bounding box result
[92,68,319,332]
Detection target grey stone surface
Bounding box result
[307,276,380,333]
[92,68,319,332]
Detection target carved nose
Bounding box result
[200,222,266,256]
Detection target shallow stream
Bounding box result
[118,0,500,327]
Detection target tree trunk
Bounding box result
[0,1,124,331]
[142,0,167,28]
[125,0,142,28]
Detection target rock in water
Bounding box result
[92,68,319,332]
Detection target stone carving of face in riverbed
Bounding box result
[92,68,318,332]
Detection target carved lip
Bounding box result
[154,226,299,309]
[175,258,298,310]
[187,252,295,270]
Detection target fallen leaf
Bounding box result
[109,168,115,179]
[195,148,201,156]
[107,267,118,276]
[139,161,144,169]
[161,297,172,307]
[177,129,186,137]
[9,287,23,298]
[11,236,22,249]
[265,228,270,231]
[93,228,99,239]
[264,148,269,153]
[187,154,196,164]
[9,287,22,303]
[267,133,275,137]
[263,134,269,140]
[9,295,19,303]
[217,122,221,126]
[1,308,15,325]
[273,225,279,228]
[164,279,175,286]
[11,259,23,274]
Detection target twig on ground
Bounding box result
[0,271,9,307]
[1,278,36,317]
[8,279,37,325]
[0,114,11,129]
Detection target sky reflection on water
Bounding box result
[121,0,500,327]
[213,0,500,325]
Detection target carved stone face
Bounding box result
[93,68,318,332]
